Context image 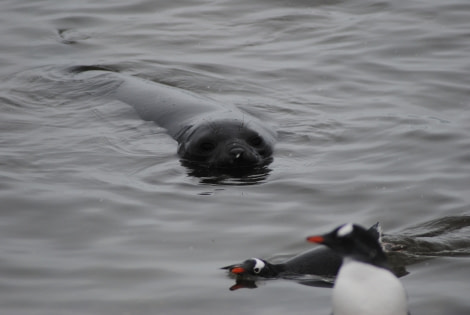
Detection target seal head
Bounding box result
[176,118,276,169]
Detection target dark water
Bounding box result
[1,0,470,314]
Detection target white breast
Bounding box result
[332,259,408,315]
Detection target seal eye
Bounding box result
[249,135,263,146]
[199,142,215,152]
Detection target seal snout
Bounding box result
[225,142,260,166]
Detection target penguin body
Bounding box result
[221,246,341,278]
[307,223,408,315]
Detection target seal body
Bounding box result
[82,70,276,169]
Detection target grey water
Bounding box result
[1,0,470,314]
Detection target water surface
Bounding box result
[1,0,470,314]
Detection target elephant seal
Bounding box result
[73,68,276,171]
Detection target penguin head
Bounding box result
[221,258,278,277]
[307,223,388,268]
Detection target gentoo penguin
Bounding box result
[307,223,408,315]
[222,223,381,278]
[221,248,341,278]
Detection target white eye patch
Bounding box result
[251,258,266,274]
[337,223,354,237]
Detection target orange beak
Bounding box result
[306,235,325,244]
[230,267,246,274]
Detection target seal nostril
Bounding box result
[230,147,245,159]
